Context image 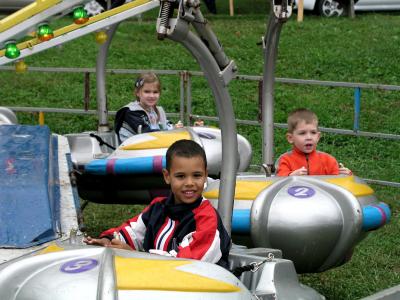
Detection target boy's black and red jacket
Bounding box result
[100,195,231,268]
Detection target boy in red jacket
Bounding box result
[276,108,352,176]
[84,139,231,268]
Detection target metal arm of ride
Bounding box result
[190,5,237,85]
[156,0,238,234]
[272,0,293,19]
[96,24,119,132]
[261,0,292,174]
[187,2,230,68]
[157,0,236,83]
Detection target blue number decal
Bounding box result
[287,186,315,198]
[60,258,98,274]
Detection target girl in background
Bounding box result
[115,72,179,144]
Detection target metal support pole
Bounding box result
[262,17,284,170]
[349,0,355,18]
[354,87,361,132]
[258,79,263,122]
[261,0,292,171]
[96,23,119,132]
[84,72,90,111]
[186,72,192,126]
[162,16,238,234]
[179,72,185,123]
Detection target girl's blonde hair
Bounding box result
[134,72,162,121]
[134,72,161,101]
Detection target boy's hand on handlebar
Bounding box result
[339,163,352,175]
[194,119,204,126]
[83,236,132,250]
[289,166,308,176]
[83,236,111,246]
[107,239,133,250]
[175,120,184,128]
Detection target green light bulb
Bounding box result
[73,7,89,24]
[37,23,54,41]
[5,42,20,59]
[38,24,53,36]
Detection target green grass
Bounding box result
[1,6,400,299]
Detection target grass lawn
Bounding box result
[1,3,400,299]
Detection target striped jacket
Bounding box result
[114,101,173,144]
[100,195,231,268]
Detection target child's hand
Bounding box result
[175,120,184,128]
[290,166,308,176]
[107,239,133,250]
[149,249,175,257]
[194,119,204,126]
[339,163,352,176]
[83,236,111,247]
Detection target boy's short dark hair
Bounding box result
[287,108,318,133]
[166,140,207,171]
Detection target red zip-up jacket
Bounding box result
[276,147,339,176]
[100,195,231,268]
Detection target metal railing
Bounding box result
[1,66,399,187]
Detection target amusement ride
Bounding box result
[0,0,394,299]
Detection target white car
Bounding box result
[298,0,400,17]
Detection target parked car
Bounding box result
[298,0,400,17]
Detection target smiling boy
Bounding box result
[276,108,352,176]
[84,140,231,268]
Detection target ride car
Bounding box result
[298,0,400,17]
